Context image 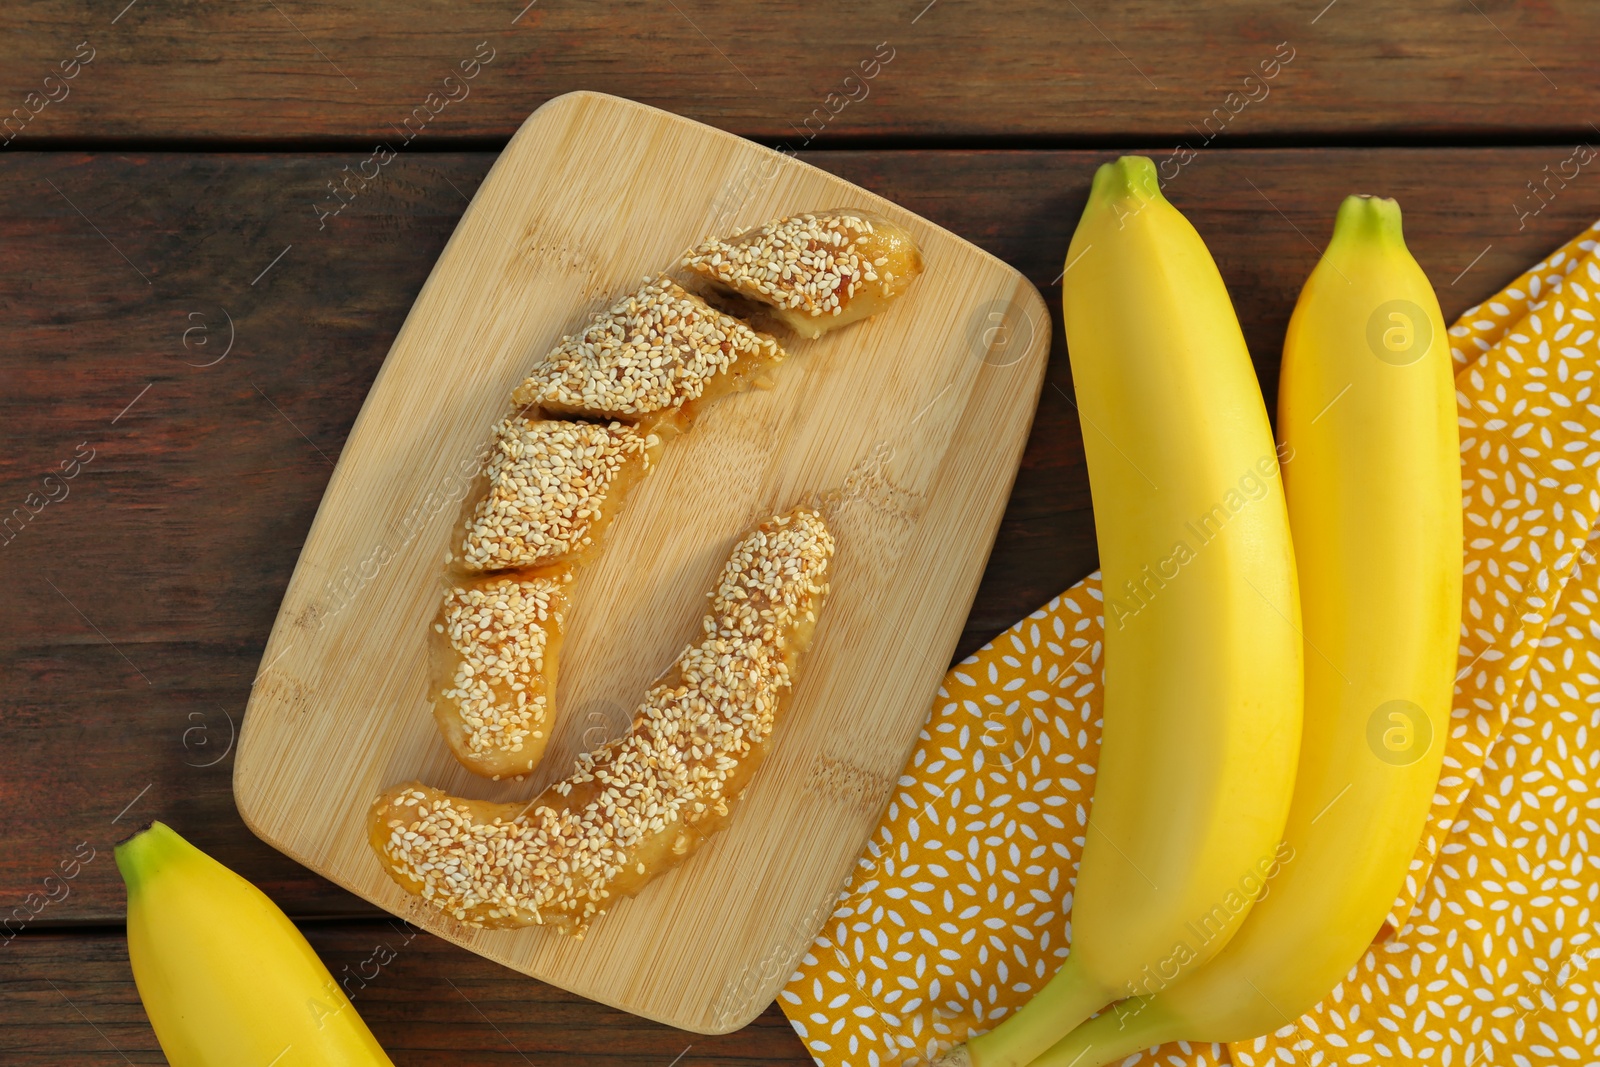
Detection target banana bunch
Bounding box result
[117,821,394,1066]
[944,168,1461,1067]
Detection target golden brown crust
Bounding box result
[682,210,924,339]
[413,209,909,815]
[454,418,661,575]
[429,574,568,779]
[511,277,784,424]
[372,508,834,935]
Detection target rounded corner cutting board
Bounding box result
[234,90,1051,1035]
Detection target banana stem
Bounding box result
[1326,192,1405,251]
[114,821,181,895]
[1030,999,1176,1067]
[963,957,1111,1067]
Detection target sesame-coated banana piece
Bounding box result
[373,509,833,936]
[683,210,924,339]
[512,276,784,426]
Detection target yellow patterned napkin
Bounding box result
[781,220,1600,1067]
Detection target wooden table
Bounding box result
[2,3,1596,1062]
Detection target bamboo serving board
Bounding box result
[234,91,1050,1034]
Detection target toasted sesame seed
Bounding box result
[683,211,916,323]
[460,418,648,571]
[512,277,781,418]
[438,576,564,759]
[375,509,834,934]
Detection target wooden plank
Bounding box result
[231,92,1051,1034]
[0,2,1595,144]
[0,924,814,1064]
[1,144,1596,944]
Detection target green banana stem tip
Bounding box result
[1088,155,1164,209]
[115,820,184,894]
[1330,193,1405,249]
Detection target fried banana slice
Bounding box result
[683,210,924,339]
[371,508,834,935]
[512,277,784,426]
[430,574,567,779]
[454,417,661,574]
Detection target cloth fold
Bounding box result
[781,219,1600,1067]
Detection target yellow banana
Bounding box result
[939,155,1303,1067]
[1036,195,1462,1066]
[117,821,394,1067]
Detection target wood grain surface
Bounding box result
[232,91,1051,1033]
[4,139,1600,1060]
[4,923,814,1064]
[0,1,1594,144]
